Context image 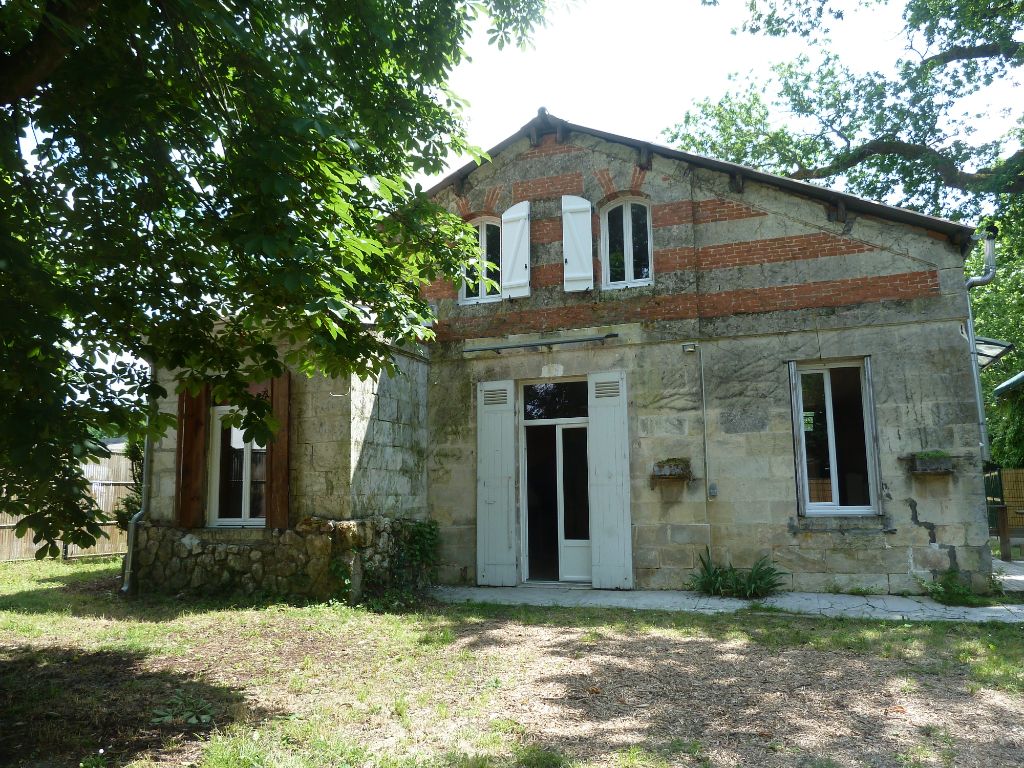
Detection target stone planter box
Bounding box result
[909,454,954,474]
[651,457,696,482]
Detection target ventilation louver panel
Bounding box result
[594,380,620,399]
[482,388,509,406]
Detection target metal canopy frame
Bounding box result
[976,336,1015,370]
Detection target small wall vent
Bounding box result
[482,389,508,406]
[594,380,620,399]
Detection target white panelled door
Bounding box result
[476,380,518,585]
[587,370,633,589]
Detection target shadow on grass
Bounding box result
[433,599,1024,677]
[0,645,274,768]
[419,602,1024,768]
[0,557,322,622]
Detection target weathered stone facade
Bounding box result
[143,113,991,597]
[423,115,990,594]
[133,515,417,601]
[148,346,428,528]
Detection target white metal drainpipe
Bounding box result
[965,225,998,461]
[120,385,157,596]
[682,342,713,555]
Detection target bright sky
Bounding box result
[443,0,909,162]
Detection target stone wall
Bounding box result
[133,515,416,601]
[425,128,990,594]
[148,345,428,529]
[350,349,429,519]
[428,320,990,594]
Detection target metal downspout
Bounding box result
[965,226,998,461]
[120,378,157,596]
[683,342,713,552]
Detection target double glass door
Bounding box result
[523,382,591,582]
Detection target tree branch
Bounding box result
[921,41,1022,69]
[0,0,103,107]
[789,139,1024,195]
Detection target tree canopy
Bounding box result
[674,0,1024,211]
[672,0,1024,465]
[0,0,546,554]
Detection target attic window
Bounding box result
[602,200,652,289]
[461,219,501,303]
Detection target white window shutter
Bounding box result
[561,195,593,292]
[587,370,633,589]
[501,201,531,299]
[476,380,518,586]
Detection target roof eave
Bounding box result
[425,111,976,249]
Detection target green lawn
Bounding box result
[991,538,1024,561]
[2,557,1024,767]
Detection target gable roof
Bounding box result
[427,109,976,252]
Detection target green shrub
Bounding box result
[687,547,786,599]
[919,568,981,606]
[112,434,145,531]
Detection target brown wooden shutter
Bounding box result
[265,371,290,529]
[174,385,212,529]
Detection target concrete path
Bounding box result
[995,559,1024,592]
[434,585,1024,624]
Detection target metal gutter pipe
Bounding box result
[966,225,998,289]
[120,372,157,596]
[965,225,998,461]
[682,342,713,554]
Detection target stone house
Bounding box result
[132,110,992,597]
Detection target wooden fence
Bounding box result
[1003,468,1024,534]
[0,454,132,561]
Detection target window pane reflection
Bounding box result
[561,427,590,540]
[830,367,870,506]
[250,445,267,519]
[607,205,625,283]
[484,223,501,296]
[631,203,650,280]
[524,382,588,420]
[801,372,833,503]
[218,426,245,518]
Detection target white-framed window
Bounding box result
[790,360,878,517]
[601,199,652,289]
[460,218,502,304]
[207,406,267,526]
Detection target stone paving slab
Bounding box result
[995,559,1024,592]
[434,585,1024,623]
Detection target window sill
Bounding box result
[602,279,653,291]
[457,295,503,306]
[794,514,893,535]
[209,521,266,528]
[804,507,877,518]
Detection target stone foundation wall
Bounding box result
[133,516,414,601]
[428,320,990,594]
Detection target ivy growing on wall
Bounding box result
[361,519,441,612]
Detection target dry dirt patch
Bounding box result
[3,559,1024,768]
[452,621,1023,767]
[177,609,1024,767]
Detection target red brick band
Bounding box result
[433,270,940,341]
[530,217,562,244]
[512,172,584,201]
[698,232,876,270]
[651,198,768,227]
